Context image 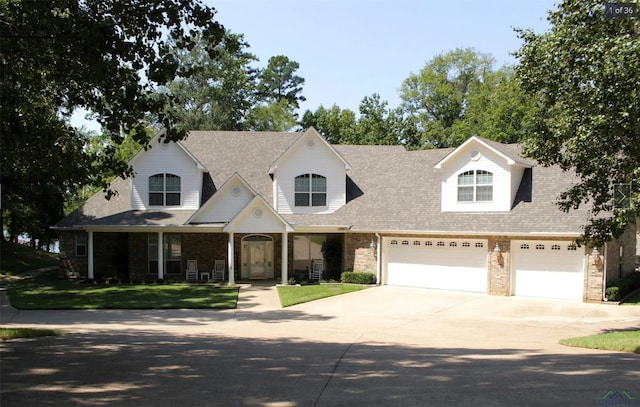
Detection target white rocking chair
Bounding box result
[309,259,323,282]
[186,260,198,282]
[212,260,225,281]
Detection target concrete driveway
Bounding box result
[1,285,639,406]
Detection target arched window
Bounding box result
[295,174,326,206]
[149,173,181,206]
[458,170,493,202]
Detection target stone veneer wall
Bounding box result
[344,233,377,274]
[487,237,511,296]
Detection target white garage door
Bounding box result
[385,238,488,293]
[512,241,585,301]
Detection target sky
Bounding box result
[72,0,558,130]
[207,0,558,115]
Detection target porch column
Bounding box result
[157,231,164,280]
[228,232,235,285]
[87,230,94,279]
[281,231,288,284]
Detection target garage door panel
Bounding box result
[512,241,584,301]
[386,239,488,293]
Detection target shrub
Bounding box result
[341,271,376,284]
[605,271,640,302]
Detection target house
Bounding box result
[53,128,637,302]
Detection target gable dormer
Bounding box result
[129,131,206,210]
[187,173,256,224]
[435,136,532,212]
[269,128,351,214]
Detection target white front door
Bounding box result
[242,236,274,279]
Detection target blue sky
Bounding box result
[209,0,558,114]
[72,1,558,130]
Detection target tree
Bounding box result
[515,0,640,246]
[300,105,357,144]
[354,94,401,145]
[162,32,259,132]
[399,48,496,148]
[454,66,537,144]
[1,0,225,240]
[245,99,298,132]
[257,55,306,109]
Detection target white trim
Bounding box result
[281,231,289,284]
[87,231,94,279]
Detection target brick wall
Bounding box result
[58,231,87,277]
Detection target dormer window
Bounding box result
[295,174,326,206]
[457,170,493,202]
[149,173,181,206]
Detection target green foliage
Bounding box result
[300,105,357,144]
[1,0,225,240]
[161,32,259,132]
[605,272,640,302]
[341,272,376,284]
[277,284,369,307]
[515,0,640,246]
[257,55,306,109]
[0,241,60,277]
[245,99,298,132]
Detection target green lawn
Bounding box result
[277,283,370,307]
[621,289,640,305]
[8,270,239,310]
[0,327,63,341]
[1,241,60,277]
[560,331,640,354]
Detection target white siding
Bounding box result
[130,143,202,210]
[509,166,526,207]
[274,134,346,214]
[229,202,288,233]
[190,179,254,223]
[441,145,512,212]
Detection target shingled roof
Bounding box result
[55,131,591,235]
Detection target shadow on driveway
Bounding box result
[2,331,639,407]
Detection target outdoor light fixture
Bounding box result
[369,239,376,249]
[493,242,501,253]
[591,248,602,266]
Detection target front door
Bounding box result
[242,235,274,279]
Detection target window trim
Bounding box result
[457,169,493,202]
[149,173,181,207]
[294,173,327,207]
[76,233,87,257]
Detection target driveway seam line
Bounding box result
[314,334,363,407]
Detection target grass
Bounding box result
[1,241,60,277]
[621,289,640,305]
[0,327,63,341]
[560,330,640,354]
[277,283,370,307]
[8,270,239,310]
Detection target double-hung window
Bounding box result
[457,170,493,202]
[295,174,327,206]
[149,174,181,206]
